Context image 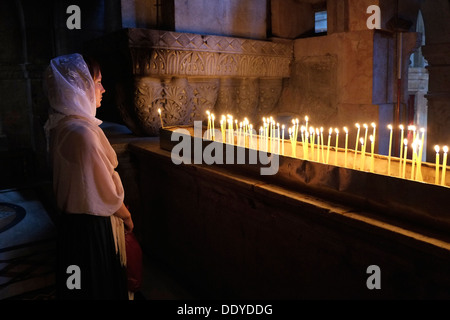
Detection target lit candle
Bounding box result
[260,126,263,150]
[369,135,374,172]
[211,114,215,140]
[410,140,416,180]
[326,128,332,164]
[316,128,320,161]
[344,127,349,167]
[206,110,211,139]
[265,121,269,152]
[353,123,360,169]
[360,137,365,171]
[310,127,315,161]
[277,123,280,154]
[228,117,233,144]
[320,127,325,163]
[249,124,253,149]
[363,123,369,154]
[305,116,309,134]
[300,125,305,157]
[441,146,448,186]
[158,108,164,128]
[289,127,296,157]
[435,145,440,185]
[402,139,408,179]
[371,122,376,160]
[387,124,393,175]
[335,128,339,166]
[221,115,226,142]
[415,128,425,181]
[305,129,309,160]
[282,125,285,155]
[239,122,243,146]
[399,125,404,176]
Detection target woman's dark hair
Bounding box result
[83,55,101,80]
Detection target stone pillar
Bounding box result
[422,43,450,161]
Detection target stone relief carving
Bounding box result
[133,77,221,135]
[133,48,289,78]
[102,29,293,136]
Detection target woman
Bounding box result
[44,53,133,299]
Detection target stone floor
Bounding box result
[0,185,194,301]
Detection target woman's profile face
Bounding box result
[94,71,105,108]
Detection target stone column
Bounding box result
[422,43,450,161]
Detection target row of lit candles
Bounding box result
[160,109,449,187]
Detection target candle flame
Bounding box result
[404,139,408,146]
[344,126,348,133]
[435,145,440,153]
[355,123,360,128]
[329,128,332,135]
[360,137,364,145]
[388,124,392,130]
[158,108,161,114]
[335,128,339,134]
[399,124,404,130]
[370,135,374,142]
[363,123,368,129]
[444,146,449,153]
[371,122,376,128]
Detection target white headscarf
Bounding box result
[44,53,102,136]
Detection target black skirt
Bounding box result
[56,213,128,300]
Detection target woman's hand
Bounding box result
[114,203,134,233]
[123,215,134,233]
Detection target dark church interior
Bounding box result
[2,0,450,302]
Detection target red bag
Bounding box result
[125,232,143,292]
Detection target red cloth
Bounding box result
[125,232,143,292]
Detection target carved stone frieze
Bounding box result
[88,28,292,136]
[132,48,291,78]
